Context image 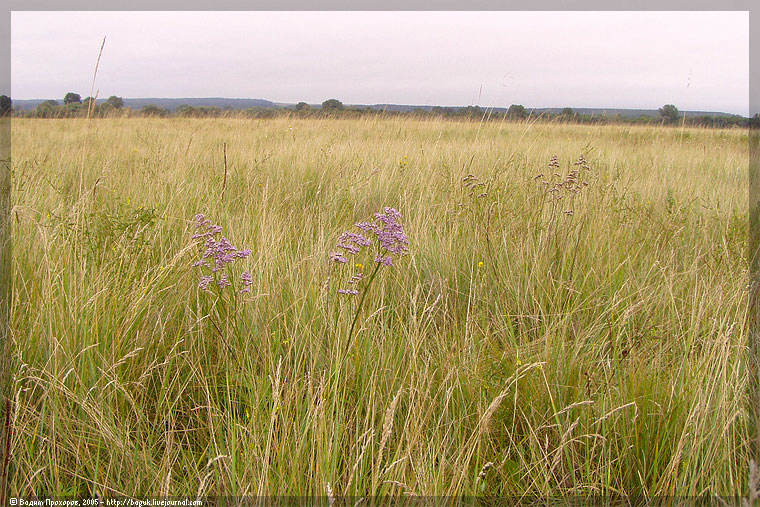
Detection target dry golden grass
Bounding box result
[7,116,750,497]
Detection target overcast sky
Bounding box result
[10,11,750,115]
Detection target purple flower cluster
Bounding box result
[330,207,409,296]
[240,271,253,294]
[218,273,232,289]
[375,256,393,267]
[198,275,213,290]
[331,207,409,264]
[355,207,410,258]
[330,251,348,264]
[337,232,372,254]
[192,213,252,293]
[192,215,223,239]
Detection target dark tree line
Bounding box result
[14,92,126,118]
[8,93,755,128]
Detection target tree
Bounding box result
[321,99,343,111]
[561,107,574,117]
[107,96,124,109]
[659,104,679,123]
[64,103,83,116]
[507,104,528,119]
[35,100,60,118]
[295,101,310,112]
[81,97,97,112]
[141,104,168,117]
[0,95,11,116]
[97,102,114,116]
[63,92,81,105]
[176,105,197,117]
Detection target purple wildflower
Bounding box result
[355,221,380,234]
[375,256,393,267]
[192,225,223,239]
[194,214,211,227]
[199,235,251,273]
[332,208,410,347]
[191,213,252,293]
[198,275,213,290]
[217,274,231,289]
[192,214,224,239]
[330,251,349,264]
[330,206,409,268]
[337,232,371,255]
[240,270,252,294]
[373,207,402,224]
[372,207,409,256]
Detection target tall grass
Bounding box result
[7,116,750,496]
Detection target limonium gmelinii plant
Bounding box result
[330,207,409,351]
[192,213,253,294]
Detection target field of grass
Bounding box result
[7,116,751,497]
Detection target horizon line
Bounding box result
[8,96,746,116]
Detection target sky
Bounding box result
[10,11,750,115]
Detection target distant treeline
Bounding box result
[4,94,757,128]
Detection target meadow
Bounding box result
[7,116,751,497]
